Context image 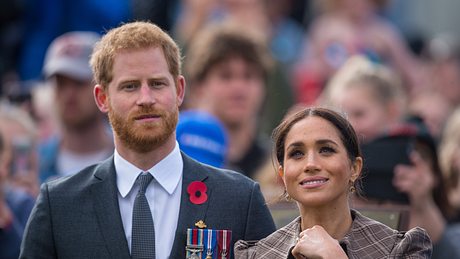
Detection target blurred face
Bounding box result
[332,85,390,142]
[281,116,361,209]
[94,47,185,153]
[410,93,451,138]
[0,121,38,179]
[53,75,100,131]
[199,57,265,128]
[452,147,460,176]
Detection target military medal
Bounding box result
[216,230,232,259]
[205,230,213,259]
[186,229,204,259]
[187,228,230,259]
[221,230,227,259]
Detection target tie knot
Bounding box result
[136,173,153,193]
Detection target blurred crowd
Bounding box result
[1,0,460,258]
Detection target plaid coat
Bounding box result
[234,209,432,259]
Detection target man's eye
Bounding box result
[150,81,166,88]
[122,83,137,90]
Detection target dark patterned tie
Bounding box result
[131,173,155,259]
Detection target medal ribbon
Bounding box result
[186,229,204,258]
[216,230,232,259]
[203,229,217,259]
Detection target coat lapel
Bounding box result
[170,153,211,258]
[90,157,131,259]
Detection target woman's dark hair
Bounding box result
[272,107,362,167]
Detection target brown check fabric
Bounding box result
[131,173,155,259]
[234,209,432,259]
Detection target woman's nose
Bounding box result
[303,152,321,172]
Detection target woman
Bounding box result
[234,107,431,258]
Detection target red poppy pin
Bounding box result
[187,181,208,205]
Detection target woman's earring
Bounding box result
[284,190,293,202]
[349,181,356,193]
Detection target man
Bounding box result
[39,31,114,183]
[20,21,275,259]
[184,23,274,179]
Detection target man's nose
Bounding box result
[136,84,156,106]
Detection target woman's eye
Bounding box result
[319,146,336,154]
[288,150,304,159]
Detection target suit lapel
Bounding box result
[170,153,211,258]
[90,157,131,259]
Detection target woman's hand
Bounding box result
[291,225,348,259]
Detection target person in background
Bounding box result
[39,31,114,183]
[440,107,460,220]
[319,55,406,143]
[17,0,130,82]
[235,107,431,258]
[177,1,296,136]
[184,22,273,179]
[173,0,304,72]
[408,89,453,140]
[0,103,36,259]
[20,21,275,259]
[0,102,39,197]
[293,0,420,105]
[371,118,458,258]
[422,34,460,108]
[30,82,59,144]
[176,110,228,168]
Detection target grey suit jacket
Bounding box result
[20,153,276,259]
[235,209,432,259]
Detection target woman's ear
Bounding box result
[278,165,284,178]
[351,157,363,182]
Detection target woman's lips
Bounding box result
[299,177,329,188]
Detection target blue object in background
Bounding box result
[176,110,228,168]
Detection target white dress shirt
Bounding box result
[115,142,183,259]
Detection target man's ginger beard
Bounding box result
[108,103,178,153]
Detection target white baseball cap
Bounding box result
[43,31,101,81]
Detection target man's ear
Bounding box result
[94,84,109,113]
[176,76,186,107]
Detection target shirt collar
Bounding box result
[115,142,183,197]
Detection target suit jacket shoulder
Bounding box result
[21,157,130,259]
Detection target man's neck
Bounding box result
[114,136,176,171]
